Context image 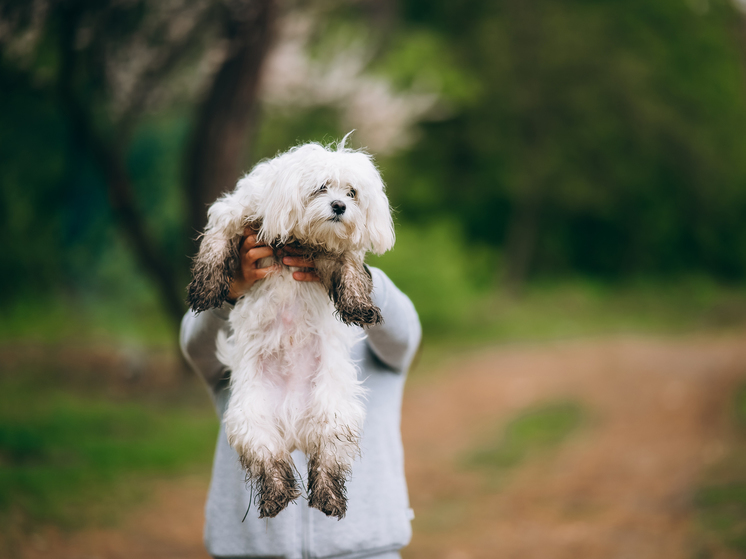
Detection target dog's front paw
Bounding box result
[361,304,383,326]
[336,302,383,328]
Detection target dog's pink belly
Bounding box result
[258,302,321,444]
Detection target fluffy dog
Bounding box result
[187,138,394,520]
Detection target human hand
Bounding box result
[227,227,279,302]
[281,246,320,282]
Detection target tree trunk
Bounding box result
[57,4,186,331]
[56,0,279,335]
[502,0,548,295]
[504,192,542,295]
[185,0,277,247]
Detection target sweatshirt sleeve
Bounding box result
[365,266,422,373]
[180,302,233,391]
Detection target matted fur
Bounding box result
[241,455,302,519]
[295,247,382,327]
[187,234,241,312]
[307,453,350,519]
[188,138,394,519]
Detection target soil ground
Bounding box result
[14,332,746,559]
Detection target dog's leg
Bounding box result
[224,357,301,518]
[300,331,366,519]
[317,251,382,327]
[187,231,240,311]
[307,451,350,520]
[248,456,301,519]
[187,198,255,312]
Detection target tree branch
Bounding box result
[184,0,277,246]
[57,5,185,331]
[117,15,211,141]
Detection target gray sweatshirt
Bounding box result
[180,267,421,559]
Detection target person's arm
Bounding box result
[180,304,232,391]
[365,267,422,373]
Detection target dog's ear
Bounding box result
[364,188,395,255]
[187,194,248,312]
[318,252,382,327]
[347,151,394,255]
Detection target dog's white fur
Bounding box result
[192,138,394,518]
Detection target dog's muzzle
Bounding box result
[331,200,346,215]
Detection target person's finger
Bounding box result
[243,229,267,247]
[239,233,256,256]
[282,256,315,268]
[283,245,305,255]
[246,246,274,266]
[292,271,320,282]
[254,265,280,279]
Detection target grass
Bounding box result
[405,277,746,377]
[465,401,585,473]
[694,385,746,555]
[0,295,175,347]
[5,275,745,371]
[3,220,746,353]
[366,222,746,376]
[0,370,218,531]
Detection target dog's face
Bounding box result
[187,140,395,312]
[243,143,395,254]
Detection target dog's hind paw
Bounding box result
[307,456,348,520]
[245,457,301,519]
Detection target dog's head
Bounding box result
[245,139,394,254]
[187,138,394,311]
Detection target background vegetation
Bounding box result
[2,0,746,345]
[2,0,746,552]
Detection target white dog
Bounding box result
[187,138,394,520]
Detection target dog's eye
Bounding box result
[347,188,356,199]
[317,183,328,193]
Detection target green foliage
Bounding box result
[368,219,746,348]
[466,401,584,471]
[391,0,746,280]
[366,220,494,334]
[0,56,188,314]
[3,0,746,344]
[252,106,346,162]
[0,63,71,300]
[0,286,173,346]
[127,114,190,260]
[0,373,217,528]
[450,276,746,348]
[370,29,481,105]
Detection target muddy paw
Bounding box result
[249,458,301,519]
[307,457,348,520]
[337,303,383,328]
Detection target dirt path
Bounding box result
[404,334,746,559]
[17,476,211,559]
[15,333,746,559]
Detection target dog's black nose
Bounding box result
[331,200,346,215]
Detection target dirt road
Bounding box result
[16,333,746,559]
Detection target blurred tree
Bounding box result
[391,0,746,289]
[0,0,276,329]
[3,0,746,340]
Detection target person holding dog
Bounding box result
[181,226,421,559]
